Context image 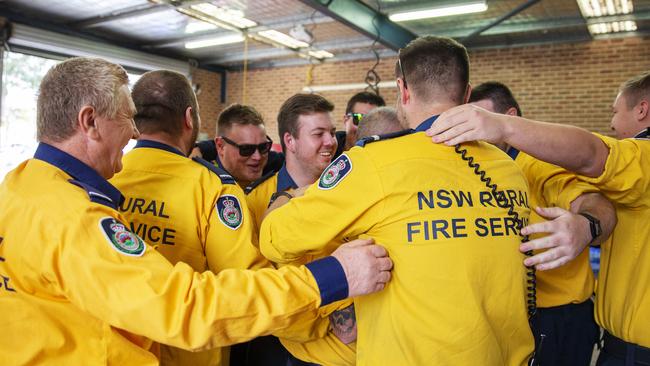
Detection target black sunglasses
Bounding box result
[346,112,365,126]
[221,136,272,157]
[398,49,408,89]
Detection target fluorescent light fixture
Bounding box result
[190,3,257,28]
[588,20,637,34]
[302,81,397,93]
[576,0,633,18]
[257,30,309,48]
[184,21,218,34]
[389,1,487,22]
[185,33,244,49]
[308,50,334,59]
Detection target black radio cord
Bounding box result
[454,144,537,318]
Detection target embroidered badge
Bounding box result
[99,217,145,257]
[216,195,243,230]
[318,154,352,190]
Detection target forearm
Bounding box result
[503,117,608,177]
[569,192,617,247]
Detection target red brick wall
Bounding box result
[197,36,650,139]
[191,68,222,138]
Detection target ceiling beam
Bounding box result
[463,0,542,44]
[240,48,396,70]
[435,9,650,39]
[69,4,171,29]
[297,0,416,50]
[206,37,377,64]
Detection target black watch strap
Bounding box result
[268,190,294,207]
[579,212,602,244]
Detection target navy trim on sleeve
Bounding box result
[506,146,520,160]
[305,256,349,306]
[135,139,185,157]
[192,157,237,184]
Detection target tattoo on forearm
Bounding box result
[330,304,356,335]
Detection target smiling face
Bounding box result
[290,112,338,179]
[217,123,269,184]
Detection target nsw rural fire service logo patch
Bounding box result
[216,195,243,230]
[319,154,352,190]
[99,217,145,257]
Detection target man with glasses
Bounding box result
[214,104,279,188]
[0,59,394,365]
[334,92,386,158]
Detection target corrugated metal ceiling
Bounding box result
[1,0,648,71]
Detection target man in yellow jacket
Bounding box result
[469,81,616,366]
[0,57,392,365]
[260,36,535,366]
[110,70,276,366]
[428,71,650,366]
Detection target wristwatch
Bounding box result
[268,190,294,207]
[579,212,602,245]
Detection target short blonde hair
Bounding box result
[37,57,128,142]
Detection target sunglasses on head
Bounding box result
[346,113,365,126]
[221,136,272,157]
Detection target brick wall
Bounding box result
[197,36,650,140]
[191,68,222,139]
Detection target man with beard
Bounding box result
[110,70,271,366]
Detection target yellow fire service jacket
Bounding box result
[580,131,650,347]
[245,164,297,235]
[0,143,351,366]
[511,149,598,308]
[246,165,356,365]
[260,117,535,366]
[110,140,271,366]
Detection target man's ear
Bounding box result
[398,78,410,105]
[78,105,100,140]
[505,107,519,116]
[463,84,472,104]
[184,106,194,130]
[283,132,296,153]
[636,99,649,121]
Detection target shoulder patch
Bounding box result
[355,129,413,147]
[98,217,145,257]
[192,157,236,185]
[318,154,352,190]
[216,195,243,230]
[245,169,276,195]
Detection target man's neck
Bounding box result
[138,133,188,156]
[405,102,458,129]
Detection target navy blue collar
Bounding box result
[634,128,650,139]
[34,143,123,208]
[276,164,298,192]
[135,139,186,157]
[506,146,520,160]
[413,115,440,132]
